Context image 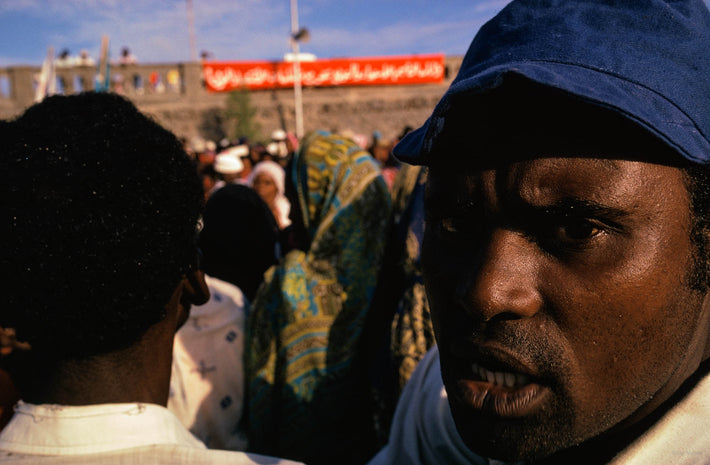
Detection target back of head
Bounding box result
[199,184,280,301]
[2,92,203,360]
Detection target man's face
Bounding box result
[423,156,710,460]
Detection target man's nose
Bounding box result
[455,229,543,323]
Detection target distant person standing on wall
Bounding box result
[118,47,138,65]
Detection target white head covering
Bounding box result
[228,144,250,158]
[271,129,287,141]
[249,161,291,228]
[266,141,289,158]
[214,153,244,174]
[215,145,251,175]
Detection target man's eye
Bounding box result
[441,217,459,233]
[553,218,601,242]
[437,216,480,237]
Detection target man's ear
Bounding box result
[183,269,210,306]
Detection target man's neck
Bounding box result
[536,361,710,465]
[24,355,162,406]
[21,315,176,406]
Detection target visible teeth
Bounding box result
[472,362,530,388]
[486,370,496,384]
[504,372,516,388]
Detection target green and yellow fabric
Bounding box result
[246,131,392,465]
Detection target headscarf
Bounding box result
[387,165,434,390]
[364,164,435,447]
[249,160,291,229]
[245,131,392,465]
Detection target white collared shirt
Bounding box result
[0,402,204,456]
[0,402,302,464]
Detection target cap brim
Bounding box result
[393,62,710,166]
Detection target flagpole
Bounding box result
[35,46,55,102]
[95,35,110,92]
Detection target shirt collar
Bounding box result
[0,401,205,455]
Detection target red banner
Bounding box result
[202,54,445,92]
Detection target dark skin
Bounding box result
[423,156,710,463]
[21,270,209,407]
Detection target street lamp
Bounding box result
[289,0,309,139]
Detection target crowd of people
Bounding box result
[54,46,137,68]
[0,91,427,464]
[2,0,710,464]
[167,126,422,465]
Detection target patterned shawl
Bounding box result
[388,165,435,391]
[365,164,436,447]
[245,131,392,465]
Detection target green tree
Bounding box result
[223,88,262,142]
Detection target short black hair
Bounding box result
[684,163,710,290]
[2,92,203,359]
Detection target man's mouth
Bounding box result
[471,362,531,388]
[448,353,551,418]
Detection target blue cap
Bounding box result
[394,0,710,165]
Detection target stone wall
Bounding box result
[0,56,462,143]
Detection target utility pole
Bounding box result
[290,0,304,139]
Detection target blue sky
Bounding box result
[0,0,511,67]
[3,1,709,67]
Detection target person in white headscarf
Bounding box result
[248,160,291,230]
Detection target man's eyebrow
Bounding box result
[519,197,632,222]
